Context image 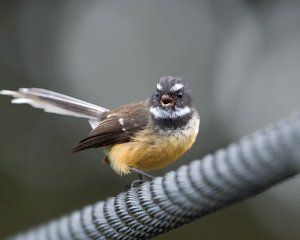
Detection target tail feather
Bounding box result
[0,88,109,125]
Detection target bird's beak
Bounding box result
[160,94,175,107]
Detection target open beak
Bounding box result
[160,94,175,107]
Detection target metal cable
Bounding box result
[11,114,300,240]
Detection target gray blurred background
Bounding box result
[1,1,300,239]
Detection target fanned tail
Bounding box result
[0,88,109,128]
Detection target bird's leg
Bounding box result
[129,167,154,179]
[126,167,154,189]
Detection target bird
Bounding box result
[0,77,200,178]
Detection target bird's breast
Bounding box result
[107,113,200,175]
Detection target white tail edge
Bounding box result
[0,88,108,129]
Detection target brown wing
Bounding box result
[72,100,149,152]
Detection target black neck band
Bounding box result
[152,112,192,130]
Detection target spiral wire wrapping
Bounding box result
[12,114,300,240]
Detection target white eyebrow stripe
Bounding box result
[149,106,191,119]
[157,83,163,90]
[170,83,184,92]
[118,118,124,125]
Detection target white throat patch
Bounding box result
[149,106,191,119]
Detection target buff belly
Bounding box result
[106,116,199,175]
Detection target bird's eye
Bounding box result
[177,91,183,98]
[155,91,160,98]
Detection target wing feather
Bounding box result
[72,100,149,152]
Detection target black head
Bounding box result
[149,76,194,129]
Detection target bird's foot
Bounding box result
[122,167,155,191]
[123,179,146,191]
